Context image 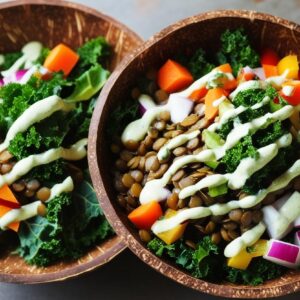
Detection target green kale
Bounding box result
[225,257,285,286]
[221,136,258,173]
[0,52,22,70]
[147,238,176,258]
[107,98,139,138]
[70,37,110,77]
[216,28,260,76]
[243,143,299,194]
[188,48,215,79]
[27,160,66,182]
[218,119,234,140]
[18,175,113,266]
[253,121,288,148]
[0,72,66,134]
[233,86,277,107]
[33,47,50,65]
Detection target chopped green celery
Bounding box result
[66,64,109,102]
[202,130,224,149]
[219,98,234,118]
[208,183,228,197]
[205,161,220,169]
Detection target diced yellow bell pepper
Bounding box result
[227,239,269,270]
[156,209,187,245]
[249,239,268,258]
[227,249,252,270]
[277,55,299,79]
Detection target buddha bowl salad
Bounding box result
[0,37,113,266]
[110,28,300,285]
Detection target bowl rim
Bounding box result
[89,9,300,298]
[0,0,144,284]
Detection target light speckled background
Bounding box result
[0,0,300,299]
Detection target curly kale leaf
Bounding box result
[226,257,285,286]
[0,52,22,70]
[18,175,113,266]
[233,86,277,108]
[221,136,258,173]
[188,48,216,79]
[216,28,260,76]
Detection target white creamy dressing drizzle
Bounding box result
[140,106,294,204]
[121,70,233,144]
[212,95,226,107]
[229,80,266,99]
[265,70,289,89]
[224,222,266,257]
[0,139,87,188]
[0,177,75,230]
[151,159,300,235]
[1,42,42,78]
[0,95,75,152]
[282,85,295,97]
[179,134,292,199]
[157,130,200,161]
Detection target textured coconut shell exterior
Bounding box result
[89,10,300,298]
[0,0,142,284]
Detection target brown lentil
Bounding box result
[153,164,168,179]
[144,135,154,148]
[188,195,203,208]
[159,111,171,122]
[145,156,157,172]
[173,147,187,157]
[1,163,12,174]
[194,103,205,116]
[26,179,40,191]
[121,173,135,188]
[131,87,141,99]
[223,221,238,231]
[167,193,179,210]
[117,195,127,208]
[240,211,253,227]
[130,170,143,183]
[205,221,216,234]
[114,179,126,192]
[229,209,243,222]
[185,240,196,249]
[171,169,185,182]
[137,143,147,156]
[138,156,146,171]
[227,230,239,240]
[150,157,160,172]
[12,181,25,192]
[154,120,166,131]
[178,176,195,189]
[187,138,200,150]
[252,210,263,224]
[220,228,231,242]
[127,195,137,207]
[36,187,51,202]
[37,203,47,217]
[155,89,168,103]
[148,128,159,139]
[128,156,141,169]
[24,189,35,198]
[124,140,139,151]
[178,198,188,209]
[180,114,199,127]
[129,183,142,198]
[0,150,13,163]
[139,229,152,243]
[211,232,222,244]
[153,138,167,151]
[120,150,134,162]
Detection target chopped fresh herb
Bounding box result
[188,48,215,79]
[0,52,22,70]
[216,28,260,76]
[221,136,258,173]
[17,174,113,266]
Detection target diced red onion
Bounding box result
[138,94,156,115]
[242,66,254,75]
[295,216,300,228]
[3,69,27,85]
[264,239,300,268]
[0,78,3,86]
[168,94,194,123]
[252,67,266,80]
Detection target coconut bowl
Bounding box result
[0,0,142,283]
[89,10,300,298]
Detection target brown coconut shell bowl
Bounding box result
[0,0,142,284]
[89,10,300,298]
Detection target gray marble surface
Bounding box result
[0,0,300,299]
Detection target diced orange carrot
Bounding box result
[128,201,163,230]
[44,43,79,76]
[157,59,193,93]
[0,185,20,232]
[189,86,208,102]
[263,64,278,78]
[215,63,232,74]
[205,87,226,120]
